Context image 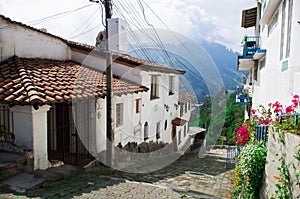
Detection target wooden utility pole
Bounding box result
[104,0,114,168]
[90,0,114,167]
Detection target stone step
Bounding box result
[0,159,26,181]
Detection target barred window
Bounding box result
[116,103,123,127]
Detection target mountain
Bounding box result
[128,41,243,101]
[200,41,243,91]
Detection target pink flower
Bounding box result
[236,126,248,135]
[273,101,282,108]
[251,109,256,115]
[236,128,250,145]
[292,99,298,108]
[285,105,294,114]
[293,94,299,99]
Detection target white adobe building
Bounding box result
[0,15,194,170]
[237,0,300,111]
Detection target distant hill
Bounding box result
[200,41,243,91]
[128,41,243,101]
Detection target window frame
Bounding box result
[169,76,175,95]
[150,75,159,100]
[156,121,161,140]
[116,103,123,128]
[178,130,182,145]
[135,98,141,113]
[268,10,278,37]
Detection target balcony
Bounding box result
[238,36,266,71]
[235,85,252,105]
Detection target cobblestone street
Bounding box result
[0,148,234,199]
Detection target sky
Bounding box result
[0,0,256,53]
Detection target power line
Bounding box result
[29,4,93,25]
[67,23,101,39]
[67,8,99,38]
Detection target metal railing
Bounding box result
[255,125,269,146]
[242,36,260,57]
[226,146,242,169]
[279,113,299,125]
[236,86,252,105]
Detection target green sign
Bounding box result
[282,60,288,71]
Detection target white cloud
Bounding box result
[144,0,256,52]
[0,0,256,52]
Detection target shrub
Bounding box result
[231,141,267,199]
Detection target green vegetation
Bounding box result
[190,91,244,145]
[231,141,267,199]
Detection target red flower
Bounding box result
[285,105,294,114]
[235,126,250,145]
[273,101,282,108]
[294,95,299,99]
[236,126,248,135]
[251,109,256,115]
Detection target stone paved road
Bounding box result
[0,148,233,199]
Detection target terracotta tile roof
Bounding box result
[0,15,185,75]
[172,117,187,126]
[0,56,147,109]
[179,92,196,103]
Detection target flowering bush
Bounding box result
[250,95,300,132]
[235,125,250,145]
[231,95,300,198]
[231,142,267,199]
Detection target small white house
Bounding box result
[0,15,192,170]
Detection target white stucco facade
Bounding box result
[0,17,69,62]
[239,0,300,109]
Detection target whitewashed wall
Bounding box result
[252,1,300,108]
[0,18,69,61]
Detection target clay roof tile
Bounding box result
[0,56,147,109]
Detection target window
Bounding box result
[184,125,187,137]
[169,76,175,95]
[286,0,293,58]
[268,11,278,36]
[164,120,167,131]
[156,122,161,140]
[0,105,13,133]
[135,98,141,113]
[280,0,287,60]
[150,75,159,100]
[144,122,149,141]
[184,103,187,113]
[180,103,183,117]
[116,103,123,127]
[178,130,182,145]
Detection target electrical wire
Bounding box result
[113,0,170,63]
[140,0,211,72]
[67,23,102,39]
[29,4,93,25]
[67,8,99,38]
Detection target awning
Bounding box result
[189,127,206,137]
[241,7,257,28]
[172,117,188,126]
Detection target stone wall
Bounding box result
[260,128,300,198]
